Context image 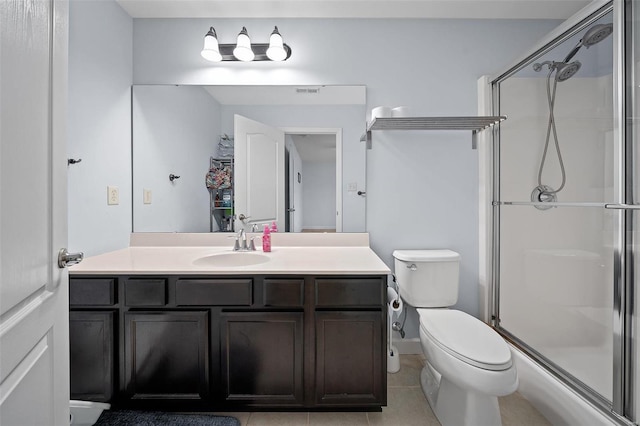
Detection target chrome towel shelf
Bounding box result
[361,116,506,149]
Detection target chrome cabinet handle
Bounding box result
[58,248,84,268]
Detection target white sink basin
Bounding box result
[193,252,270,267]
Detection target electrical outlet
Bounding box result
[143,189,152,204]
[347,182,358,191]
[107,186,119,205]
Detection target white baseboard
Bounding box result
[394,338,422,355]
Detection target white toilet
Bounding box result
[393,249,518,426]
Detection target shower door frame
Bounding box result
[487,1,636,424]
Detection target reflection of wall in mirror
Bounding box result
[132,85,221,232]
[302,161,336,232]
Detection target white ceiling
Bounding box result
[116,0,593,20]
[291,134,336,163]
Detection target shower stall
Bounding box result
[484,1,638,424]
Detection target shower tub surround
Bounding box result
[69,233,390,411]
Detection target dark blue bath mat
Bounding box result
[94,410,240,426]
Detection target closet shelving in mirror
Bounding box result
[361,116,506,149]
[209,157,234,233]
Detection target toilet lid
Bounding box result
[418,309,512,371]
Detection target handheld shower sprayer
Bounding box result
[532,61,582,82]
[530,21,613,209]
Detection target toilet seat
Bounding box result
[418,309,512,371]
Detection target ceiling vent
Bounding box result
[296,87,320,94]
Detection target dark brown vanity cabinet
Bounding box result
[314,278,386,407]
[69,274,386,410]
[69,278,117,402]
[221,311,304,406]
[123,311,209,400]
[69,311,115,402]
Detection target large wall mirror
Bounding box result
[132,84,367,233]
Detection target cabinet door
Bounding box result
[70,311,115,402]
[221,312,304,406]
[315,311,385,406]
[124,311,209,400]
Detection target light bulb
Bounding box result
[266,26,287,61]
[233,27,255,62]
[200,27,222,62]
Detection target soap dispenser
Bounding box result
[270,221,278,232]
[262,225,271,252]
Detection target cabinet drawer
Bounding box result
[70,278,115,306]
[125,279,167,306]
[315,278,384,307]
[176,279,252,306]
[264,279,304,307]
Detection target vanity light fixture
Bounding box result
[200,26,292,62]
[233,27,255,62]
[200,27,222,62]
[266,26,287,61]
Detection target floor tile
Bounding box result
[368,387,440,426]
[500,392,551,426]
[308,411,368,425]
[247,411,309,426]
[215,412,251,426]
[387,354,424,388]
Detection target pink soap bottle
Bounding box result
[271,221,278,232]
[262,225,271,252]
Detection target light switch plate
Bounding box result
[107,186,119,205]
[143,189,152,204]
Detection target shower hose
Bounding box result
[537,67,567,195]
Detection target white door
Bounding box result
[234,115,285,232]
[287,150,295,231]
[0,1,71,425]
[287,148,303,232]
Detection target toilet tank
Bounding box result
[392,250,460,308]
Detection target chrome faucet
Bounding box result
[234,229,247,251]
[233,228,256,251]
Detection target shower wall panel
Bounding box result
[499,76,614,204]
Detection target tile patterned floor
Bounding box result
[218,355,551,426]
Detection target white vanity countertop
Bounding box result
[69,233,391,275]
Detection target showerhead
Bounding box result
[555,61,581,82]
[582,23,613,47]
[563,22,613,62]
[532,60,581,82]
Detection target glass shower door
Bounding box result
[494,7,616,406]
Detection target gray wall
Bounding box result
[68,0,132,256]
